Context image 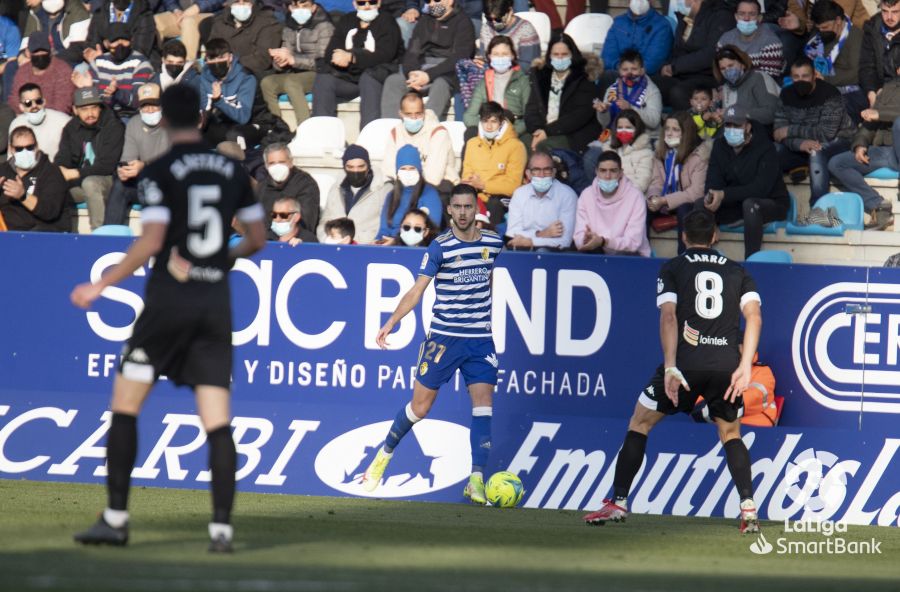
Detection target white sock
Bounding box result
[740,498,756,510]
[209,522,233,541]
[103,508,129,528]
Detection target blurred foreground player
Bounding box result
[363,184,503,504]
[69,84,267,553]
[583,209,762,534]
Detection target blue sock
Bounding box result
[383,403,421,454]
[470,407,492,473]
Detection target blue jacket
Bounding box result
[199,61,257,125]
[601,10,674,76]
[0,16,21,61]
[378,183,443,240]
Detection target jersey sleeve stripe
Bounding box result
[236,203,265,223]
[140,206,170,225]
[656,292,677,308]
[740,291,762,308]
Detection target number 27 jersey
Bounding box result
[656,247,760,371]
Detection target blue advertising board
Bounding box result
[1,233,898,526]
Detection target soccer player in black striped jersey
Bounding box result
[583,210,763,534]
[70,84,266,553]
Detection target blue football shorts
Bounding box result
[414,333,498,390]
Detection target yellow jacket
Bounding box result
[461,122,527,202]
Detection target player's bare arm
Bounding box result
[229,218,267,264]
[659,302,688,404]
[725,300,762,402]
[376,275,433,349]
[70,222,168,309]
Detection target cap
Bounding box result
[723,104,749,125]
[73,87,102,107]
[106,23,130,43]
[137,83,161,106]
[28,31,51,54]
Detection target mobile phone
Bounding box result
[118,161,128,167]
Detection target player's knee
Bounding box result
[410,400,432,419]
[717,423,741,443]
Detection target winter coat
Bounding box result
[257,167,321,234]
[317,172,389,243]
[87,0,160,66]
[647,144,710,210]
[276,5,335,73]
[461,122,528,202]
[602,9,674,76]
[600,133,655,194]
[377,182,443,239]
[403,6,475,90]
[669,1,735,78]
[54,106,125,177]
[524,63,601,153]
[0,153,71,232]
[319,10,403,84]
[705,120,789,207]
[207,5,283,79]
[851,78,900,148]
[463,68,530,136]
[859,13,900,95]
[713,47,781,126]
[381,110,459,185]
[774,81,855,151]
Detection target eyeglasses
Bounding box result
[272,211,297,220]
[424,0,440,4]
[12,143,36,153]
[22,98,44,108]
[402,224,424,232]
[529,167,554,175]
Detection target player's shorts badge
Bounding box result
[481,248,489,260]
[419,361,429,375]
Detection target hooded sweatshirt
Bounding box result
[573,175,651,257]
[713,47,781,126]
[378,144,443,239]
[200,60,257,125]
[54,106,125,178]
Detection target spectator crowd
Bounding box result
[0,0,897,259]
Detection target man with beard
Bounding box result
[6,31,76,114]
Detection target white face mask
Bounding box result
[357,8,378,22]
[664,135,680,148]
[400,227,425,246]
[26,109,46,125]
[14,149,37,170]
[397,169,420,187]
[630,0,650,15]
[42,0,64,13]
[271,220,293,236]
[323,236,342,244]
[231,3,252,22]
[140,110,162,127]
[268,163,291,183]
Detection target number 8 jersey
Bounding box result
[138,142,261,291]
[656,247,760,371]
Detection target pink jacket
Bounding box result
[573,175,651,257]
[646,145,710,210]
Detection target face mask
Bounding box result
[819,30,837,45]
[26,109,46,125]
[531,175,553,193]
[112,0,130,11]
[397,169,420,187]
[346,170,368,186]
[550,57,571,72]
[597,178,619,193]
[491,17,507,31]
[292,7,313,24]
[231,4,252,22]
[42,0,64,13]
[400,227,425,246]
[736,19,758,35]
[429,2,447,17]
[622,74,641,86]
[616,129,635,144]
[403,117,424,134]
[629,0,650,15]
[664,135,680,148]
[491,56,512,73]
[722,66,742,84]
[793,80,813,97]
[30,54,51,70]
[268,163,291,183]
[208,61,230,80]
[481,126,500,140]
[724,127,745,146]
[323,236,342,244]
[140,110,162,126]
[14,149,37,170]
[674,0,691,16]
[111,45,132,64]
[271,220,293,236]
[165,64,184,79]
[357,8,378,22]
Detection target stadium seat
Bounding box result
[311,172,337,210]
[865,167,899,180]
[356,118,401,162]
[785,192,864,236]
[564,14,613,55]
[92,224,133,237]
[443,120,467,159]
[516,11,551,53]
[289,116,346,158]
[746,249,793,263]
[719,192,797,235]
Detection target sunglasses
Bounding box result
[22,98,44,108]
[424,0,441,4]
[402,224,424,233]
[12,143,36,153]
[356,0,378,5]
[272,211,297,220]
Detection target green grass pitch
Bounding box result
[1,480,898,592]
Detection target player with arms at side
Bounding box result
[362,184,504,504]
[583,209,763,533]
[69,84,267,553]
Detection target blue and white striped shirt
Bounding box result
[419,229,503,338]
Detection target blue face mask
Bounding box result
[724,127,745,146]
[491,56,513,73]
[722,66,743,84]
[551,57,572,72]
[291,7,312,24]
[736,19,758,35]
[231,4,252,22]
[531,175,553,193]
[403,117,424,134]
[597,178,619,193]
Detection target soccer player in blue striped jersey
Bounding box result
[362,184,503,504]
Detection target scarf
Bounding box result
[805,17,850,77]
[607,75,649,120]
[663,149,680,196]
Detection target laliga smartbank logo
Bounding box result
[748,519,882,556]
[793,282,900,413]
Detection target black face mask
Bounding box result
[112,0,131,11]
[165,64,185,79]
[111,45,132,64]
[793,81,813,97]
[345,170,368,186]
[208,61,230,80]
[30,53,51,70]
[819,30,837,45]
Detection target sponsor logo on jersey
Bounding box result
[683,321,728,346]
